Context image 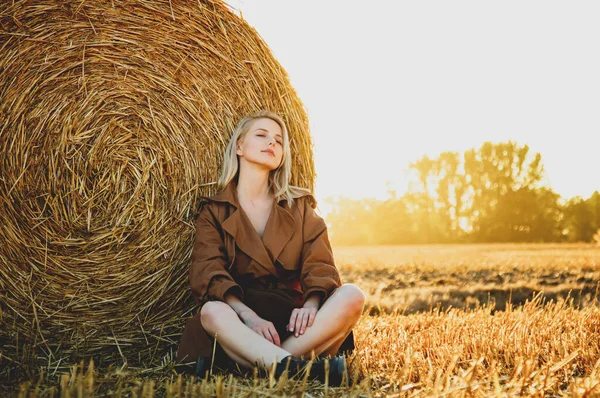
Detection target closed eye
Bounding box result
[257,132,282,145]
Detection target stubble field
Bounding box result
[5,243,600,397]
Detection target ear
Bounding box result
[235,143,243,156]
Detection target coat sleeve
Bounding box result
[300,196,342,303]
[189,202,243,305]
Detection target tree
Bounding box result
[475,187,562,242]
[562,192,600,242]
[324,141,590,245]
[408,155,437,241]
[463,141,547,241]
[434,151,469,240]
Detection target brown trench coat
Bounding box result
[176,179,353,366]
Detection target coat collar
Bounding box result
[205,179,307,275]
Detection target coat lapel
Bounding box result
[221,209,275,276]
[207,179,295,276]
[262,201,295,265]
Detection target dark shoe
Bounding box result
[173,355,210,377]
[274,355,348,387]
[195,356,209,377]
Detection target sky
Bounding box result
[226,1,600,211]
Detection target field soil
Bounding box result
[335,243,600,314]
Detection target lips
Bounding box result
[262,149,275,156]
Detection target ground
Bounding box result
[3,243,600,397]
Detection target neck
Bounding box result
[236,165,272,202]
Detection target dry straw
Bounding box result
[0,0,315,370]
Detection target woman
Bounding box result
[176,110,365,386]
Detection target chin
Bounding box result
[254,161,279,171]
[261,158,281,170]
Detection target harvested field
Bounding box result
[336,244,600,314]
[3,243,600,397]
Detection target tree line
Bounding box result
[324,141,600,245]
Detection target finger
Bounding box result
[270,327,281,347]
[299,311,309,334]
[294,311,305,337]
[288,310,299,332]
[262,329,273,343]
[307,310,316,328]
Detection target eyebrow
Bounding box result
[256,128,283,138]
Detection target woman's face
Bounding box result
[236,117,284,171]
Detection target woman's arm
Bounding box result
[190,203,243,304]
[299,197,342,304]
[224,292,257,321]
[286,197,340,337]
[302,293,322,309]
[224,292,282,346]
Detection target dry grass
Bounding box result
[359,299,600,396]
[6,298,600,397]
[4,243,600,397]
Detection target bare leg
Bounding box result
[281,284,365,358]
[200,284,365,369]
[319,329,354,357]
[200,301,291,368]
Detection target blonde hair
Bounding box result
[217,110,313,208]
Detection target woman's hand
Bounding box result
[287,294,320,337]
[242,312,281,347]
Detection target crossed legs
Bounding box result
[199,284,366,369]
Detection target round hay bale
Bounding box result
[0,0,315,368]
